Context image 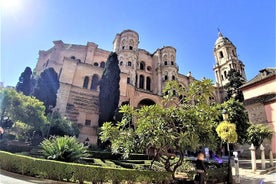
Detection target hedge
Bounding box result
[89,151,153,160]
[0,151,172,183]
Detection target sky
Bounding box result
[1,0,275,87]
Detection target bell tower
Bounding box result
[213,32,246,87]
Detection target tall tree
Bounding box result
[32,67,60,114]
[16,67,33,96]
[100,79,220,179]
[224,69,246,102]
[218,98,250,145]
[98,52,120,127]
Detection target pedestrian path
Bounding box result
[235,159,276,184]
[0,169,74,184]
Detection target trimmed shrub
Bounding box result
[0,151,172,183]
[89,151,152,160]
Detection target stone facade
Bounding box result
[34,30,239,144]
[240,68,276,156]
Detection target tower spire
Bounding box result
[217,28,223,37]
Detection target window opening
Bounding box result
[91,75,99,90]
[83,76,89,89]
[146,77,151,91]
[219,51,224,58]
[100,62,105,68]
[139,75,144,89]
[140,62,145,70]
[85,120,91,126]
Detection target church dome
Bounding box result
[215,32,234,49]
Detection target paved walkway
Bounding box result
[0,169,74,184]
[235,159,276,184]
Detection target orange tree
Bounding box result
[100,79,220,179]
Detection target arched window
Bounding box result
[164,75,168,81]
[129,46,133,50]
[139,75,144,89]
[172,75,176,80]
[120,61,123,66]
[100,61,105,68]
[71,56,76,60]
[127,77,130,84]
[219,51,224,58]
[127,61,132,66]
[91,74,99,91]
[93,62,99,67]
[140,61,145,70]
[146,77,151,91]
[164,61,168,65]
[83,76,89,89]
[224,71,227,79]
[171,61,174,65]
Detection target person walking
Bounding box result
[195,152,208,184]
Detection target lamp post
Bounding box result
[222,110,232,184]
[216,110,237,184]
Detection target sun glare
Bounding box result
[0,0,22,13]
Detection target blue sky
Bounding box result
[1,0,275,87]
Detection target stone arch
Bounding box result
[137,98,156,108]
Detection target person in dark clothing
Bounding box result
[195,152,207,184]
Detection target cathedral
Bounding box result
[34,30,246,144]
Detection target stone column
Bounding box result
[249,144,256,172]
[233,151,240,183]
[269,149,274,167]
[260,144,266,169]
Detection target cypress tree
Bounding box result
[98,52,120,127]
[224,69,246,102]
[32,67,60,114]
[16,67,33,96]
